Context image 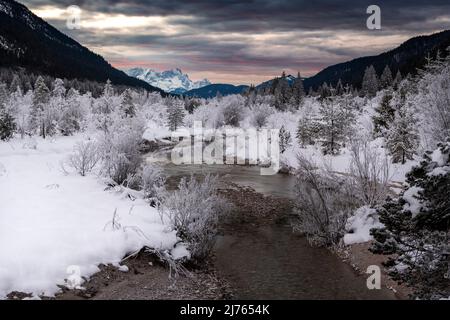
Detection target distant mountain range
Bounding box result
[126,67,210,94]
[183,84,249,98]
[0,0,161,92]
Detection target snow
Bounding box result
[0,134,186,298]
[402,186,423,217]
[343,206,384,245]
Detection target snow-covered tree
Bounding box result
[291,71,305,108]
[372,90,395,138]
[94,80,115,133]
[361,65,379,97]
[371,141,450,299]
[318,97,353,155]
[167,98,185,130]
[30,76,50,138]
[296,114,320,147]
[279,125,292,153]
[392,70,402,89]
[59,88,83,135]
[380,65,393,89]
[274,71,291,110]
[386,100,419,164]
[120,89,135,117]
[0,83,15,140]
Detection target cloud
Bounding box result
[21,0,450,84]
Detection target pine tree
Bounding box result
[386,102,419,164]
[361,65,379,97]
[167,98,185,131]
[371,141,450,299]
[318,98,349,155]
[278,125,292,153]
[380,65,393,89]
[296,115,320,147]
[52,78,66,98]
[372,90,395,137]
[291,71,305,108]
[392,70,402,89]
[0,83,16,140]
[120,89,135,117]
[9,74,21,93]
[274,71,291,110]
[335,79,344,95]
[31,76,50,138]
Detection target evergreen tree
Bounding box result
[393,70,402,89]
[52,78,66,98]
[31,76,50,138]
[318,97,349,155]
[335,79,344,95]
[361,65,379,97]
[9,74,21,93]
[371,141,450,299]
[0,83,16,140]
[386,102,419,164]
[120,89,135,117]
[291,71,305,108]
[278,125,291,153]
[167,98,185,131]
[274,71,291,110]
[296,115,320,147]
[372,90,395,137]
[380,65,393,89]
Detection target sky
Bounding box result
[20,0,450,85]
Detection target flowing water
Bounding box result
[147,151,395,299]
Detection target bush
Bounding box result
[158,174,230,261]
[293,156,358,246]
[140,164,166,203]
[68,141,100,176]
[99,117,145,185]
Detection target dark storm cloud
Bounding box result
[21,0,450,83]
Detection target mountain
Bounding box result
[0,0,161,92]
[126,67,210,93]
[303,30,450,90]
[256,74,297,91]
[183,84,249,98]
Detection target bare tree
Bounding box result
[68,141,100,176]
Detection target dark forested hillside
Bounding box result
[303,30,450,90]
[0,0,162,92]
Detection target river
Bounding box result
[146,151,396,299]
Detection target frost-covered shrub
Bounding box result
[99,117,145,185]
[68,141,100,176]
[158,174,230,261]
[371,141,450,299]
[140,164,166,203]
[250,103,273,128]
[348,138,391,207]
[221,97,244,127]
[293,156,358,246]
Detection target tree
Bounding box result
[372,90,395,138]
[31,76,50,138]
[291,71,305,108]
[120,89,135,117]
[371,141,450,299]
[9,75,21,93]
[318,97,352,155]
[297,115,320,147]
[274,71,291,110]
[393,70,402,89]
[386,100,419,164]
[167,98,185,131]
[361,65,379,97]
[0,83,16,140]
[380,65,393,89]
[279,125,291,153]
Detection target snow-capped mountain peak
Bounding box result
[126,67,211,93]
